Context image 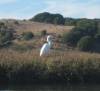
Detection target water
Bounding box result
[0,84,100,91]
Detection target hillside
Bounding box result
[4,20,73,35]
[0,19,74,53]
[1,17,100,84]
[0,13,100,53]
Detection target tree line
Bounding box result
[30,12,100,26]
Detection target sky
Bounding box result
[0,0,100,19]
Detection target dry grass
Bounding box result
[0,45,100,83]
[0,20,100,83]
[9,20,74,35]
[0,47,100,64]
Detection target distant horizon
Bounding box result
[0,0,100,19]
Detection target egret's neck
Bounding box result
[48,40,52,48]
[48,40,51,43]
[47,39,52,43]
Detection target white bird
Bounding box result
[40,35,53,57]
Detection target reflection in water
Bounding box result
[1,84,100,91]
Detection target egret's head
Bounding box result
[47,35,53,42]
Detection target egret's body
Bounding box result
[40,35,53,57]
[40,43,50,56]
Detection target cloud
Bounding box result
[0,13,22,19]
[84,5,100,18]
[0,0,100,19]
[0,0,17,4]
[0,12,32,19]
[39,0,100,19]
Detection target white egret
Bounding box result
[40,35,53,56]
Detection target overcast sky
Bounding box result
[0,0,100,19]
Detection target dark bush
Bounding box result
[77,36,94,51]
[62,19,98,47]
[31,12,65,25]
[76,19,97,36]
[62,28,83,46]
[95,34,100,42]
[0,31,13,46]
[0,22,14,47]
[41,30,47,36]
[22,32,34,40]
[53,14,65,25]
[14,21,19,25]
[91,34,100,52]
[0,22,8,32]
[64,18,76,26]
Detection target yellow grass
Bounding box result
[0,43,100,83]
[0,48,100,64]
[8,21,74,35]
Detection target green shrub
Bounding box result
[14,20,19,25]
[0,31,13,46]
[62,28,83,46]
[41,30,47,36]
[62,19,97,47]
[0,22,13,47]
[95,34,100,42]
[22,32,34,40]
[31,12,64,25]
[91,34,100,53]
[76,19,97,36]
[0,22,8,31]
[77,36,94,51]
[64,18,76,26]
